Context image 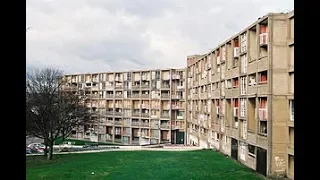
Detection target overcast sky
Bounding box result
[26,0,293,74]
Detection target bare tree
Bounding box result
[26,68,90,160]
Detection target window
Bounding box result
[240,98,247,117]
[290,100,294,121]
[226,79,232,89]
[241,54,247,74]
[258,97,267,120]
[258,71,268,84]
[233,78,239,88]
[248,74,256,86]
[259,121,267,134]
[240,76,247,95]
[248,144,256,157]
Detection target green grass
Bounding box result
[54,138,121,146]
[26,150,264,180]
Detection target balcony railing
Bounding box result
[131,94,140,98]
[160,124,170,129]
[171,94,179,99]
[131,122,140,126]
[105,86,114,90]
[132,85,140,89]
[150,115,159,118]
[141,122,149,127]
[161,114,170,118]
[132,113,141,117]
[171,74,180,79]
[161,94,170,99]
[141,104,149,109]
[141,113,149,117]
[114,121,122,125]
[115,85,123,89]
[115,94,123,98]
[141,85,150,89]
[105,120,113,125]
[105,94,114,98]
[114,112,123,116]
[141,94,150,98]
[106,111,114,115]
[258,108,268,120]
[177,85,184,90]
[161,84,170,89]
[177,115,184,120]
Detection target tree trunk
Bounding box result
[47,140,54,160]
[44,139,48,156]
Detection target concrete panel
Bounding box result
[247,86,257,95]
[272,73,288,95]
[212,74,220,82]
[247,132,257,144]
[247,61,258,74]
[225,89,233,98]
[256,135,268,149]
[245,155,257,170]
[257,57,269,71]
[257,84,269,95]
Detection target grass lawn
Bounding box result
[26,150,264,180]
[54,138,122,146]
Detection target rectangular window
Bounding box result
[240,77,247,95]
[248,144,256,157]
[233,78,239,88]
[290,100,294,121]
[240,98,247,117]
[258,71,268,84]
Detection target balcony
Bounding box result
[105,120,113,125]
[141,75,150,81]
[106,111,114,115]
[115,85,123,89]
[141,104,149,109]
[105,85,114,90]
[132,113,141,117]
[171,94,179,99]
[177,85,184,90]
[114,112,123,116]
[141,94,150,99]
[258,108,268,120]
[161,94,170,99]
[141,113,150,117]
[114,121,122,126]
[131,94,140,98]
[171,105,179,110]
[234,47,240,57]
[172,74,180,79]
[131,121,140,127]
[141,122,150,127]
[132,85,140,90]
[141,84,150,89]
[161,113,170,119]
[177,115,184,120]
[160,124,170,129]
[114,94,123,98]
[150,115,159,119]
[105,94,114,99]
[161,84,170,89]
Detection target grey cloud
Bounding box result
[26,0,293,74]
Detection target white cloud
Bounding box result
[26,0,294,74]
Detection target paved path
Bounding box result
[26,146,203,156]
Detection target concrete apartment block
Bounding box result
[63,68,187,146]
[62,10,294,179]
[186,11,294,178]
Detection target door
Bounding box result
[256,147,267,176]
[231,138,238,160]
[176,131,185,144]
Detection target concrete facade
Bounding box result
[186,11,294,178]
[63,68,187,146]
